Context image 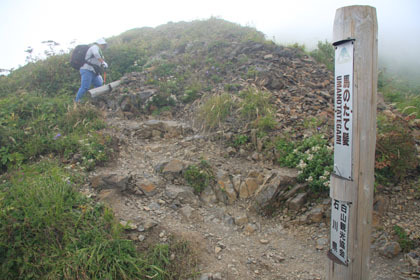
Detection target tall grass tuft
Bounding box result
[0,161,162,279]
[198,93,235,130]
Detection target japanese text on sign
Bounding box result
[330,199,350,264]
[333,40,354,180]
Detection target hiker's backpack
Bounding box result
[69,45,90,70]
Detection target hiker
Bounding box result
[75,38,108,102]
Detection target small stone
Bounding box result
[215,246,222,254]
[213,272,223,280]
[148,202,161,211]
[139,182,157,196]
[120,220,137,230]
[200,273,212,280]
[159,231,166,238]
[379,241,401,258]
[244,223,257,235]
[162,159,185,173]
[234,215,249,226]
[307,206,324,223]
[260,239,269,244]
[406,252,420,267]
[224,215,234,225]
[138,234,145,241]
[226,146,236,155]
[144,219,158,230]
[180,205,195,219]
[288,192,308,211]
[316,237,329,247]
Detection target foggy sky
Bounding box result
[1,0,419,77]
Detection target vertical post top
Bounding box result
[333,5,377,43]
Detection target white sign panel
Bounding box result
[330,199,350,264]
[333,40,354,180]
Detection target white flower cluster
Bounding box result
[311,145,321,152]
[297,159,307,169]
[291,139,333,189]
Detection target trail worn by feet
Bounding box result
[80,115,418,280]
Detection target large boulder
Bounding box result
[253,168,299,212]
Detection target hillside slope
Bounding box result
[85,19,419,279]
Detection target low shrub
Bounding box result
[375,113,418,184]
[276,134,333,193]
[310,40,334,71]
[233,134,249,147]
[184,160,214,194]
[393,225,415,252]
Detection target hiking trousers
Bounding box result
[75,69,103,102]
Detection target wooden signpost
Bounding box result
[327,5,378,280]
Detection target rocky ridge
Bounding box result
[93,40,334,138]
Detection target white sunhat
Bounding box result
[95,38,107,45]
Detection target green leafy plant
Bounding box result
[393,225,415,252]
[310,40,334,71]
[375,113,418,184]
[147,93,176,114]
[184,160,214,194]
[276,134,333,193]
[103,43,147,80]
[233,134,249,147]
[181,83,202,103]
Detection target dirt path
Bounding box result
[83,115,415,280]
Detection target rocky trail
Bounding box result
[79,114,419,280]
[80,27,419,279]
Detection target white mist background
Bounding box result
[1,0,419,78]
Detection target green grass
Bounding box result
[0,94,109,172]
[0,88,197,279]
[393,225,415,252]
[198,93,235,130]
[0,161,198,279]
[184,160,214,194]
[0,161,156,279]
[238,88,276,132]
[379,72,420,118]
